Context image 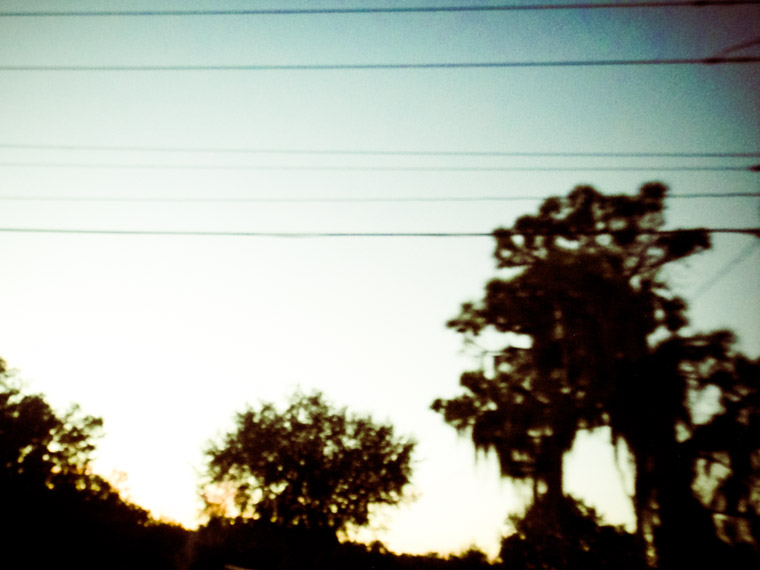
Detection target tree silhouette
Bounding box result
[433,183,758,567]
[202,390,415,539]
[0,358,189,569]
[0,359,103,493]
[641,331,760,568]
[500,496,644,570]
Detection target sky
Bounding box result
[0,0,758,558]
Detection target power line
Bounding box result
[2,2,757,17]
[692,241,760,299]
[714,37,760,56]
[0,163,756,172]
[0,228,757,238]
[0,193,758,204]
[2,143,757,158]
[1,57,758,72]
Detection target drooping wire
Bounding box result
[1,143,757,158]
[0,163,756,172]
[0,193,758,204]
[0,228,757,238]
[2,2,758,17]
[692,241,760,299]
[1,57,758,72]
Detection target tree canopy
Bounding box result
[499,496,644,570]
[0,358,103,493]
[202,390,415,537]
[0,358,188,569]
[433,183,760,567]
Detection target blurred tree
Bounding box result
[433,184,707,508]
[188,521,498,570]
[201,390,415,539]
[432,184,759,567]
[0,358,189,569]
[643,331,760,568]
[499,496,644,570]
[0,358,103,491]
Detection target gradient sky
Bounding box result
[0,0,758,558]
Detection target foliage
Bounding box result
[188,517,338,570]
[432,183,759,567]
[500,496,645,570]
[202,390,415,537]
[433,183,706,496]
[0,358,189,569]
[0,359,103,492]
[189,518,496,570]
[641,331,760,568]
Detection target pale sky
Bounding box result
[0,0,758,558]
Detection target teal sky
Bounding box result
[0,0,758,557]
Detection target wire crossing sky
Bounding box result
[1,143,757,156]
[692,241,760,299]
[2,56,759,71]
[2,1,759,17]
[1,162,756,171]
[1,227,758,237]
[2,193,757,203]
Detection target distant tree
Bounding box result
[500,496,644,570]
[432,183,759,567]
[0,358,189,569]
[189,522,498,570]
[201,390,415,539]
[0,358,103,492]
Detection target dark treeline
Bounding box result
[2,183,758,569]
[188,519,494,570]
[0,360,493,570]
[0,359,188,569]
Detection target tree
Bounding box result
[643,331,760,568]
[202,390,415,538]
[0,359,102,491]
[433,183,707,501]
[500,496,644,570]
[432,183,759,567]
[0,358,190,569]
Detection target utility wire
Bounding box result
[713,37,760,56]
[1,57,758,72]
[2,2,757,17]
[2,144,757,158]
[0,163,756,172]
[692,241,760,299]
[0,193,758,204]
[0,228,757,238]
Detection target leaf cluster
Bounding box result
[0,359,190,569]
[500,496,645,570]
[204,390,415,535]
[437,184,707,484]
[0,360,102,492]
